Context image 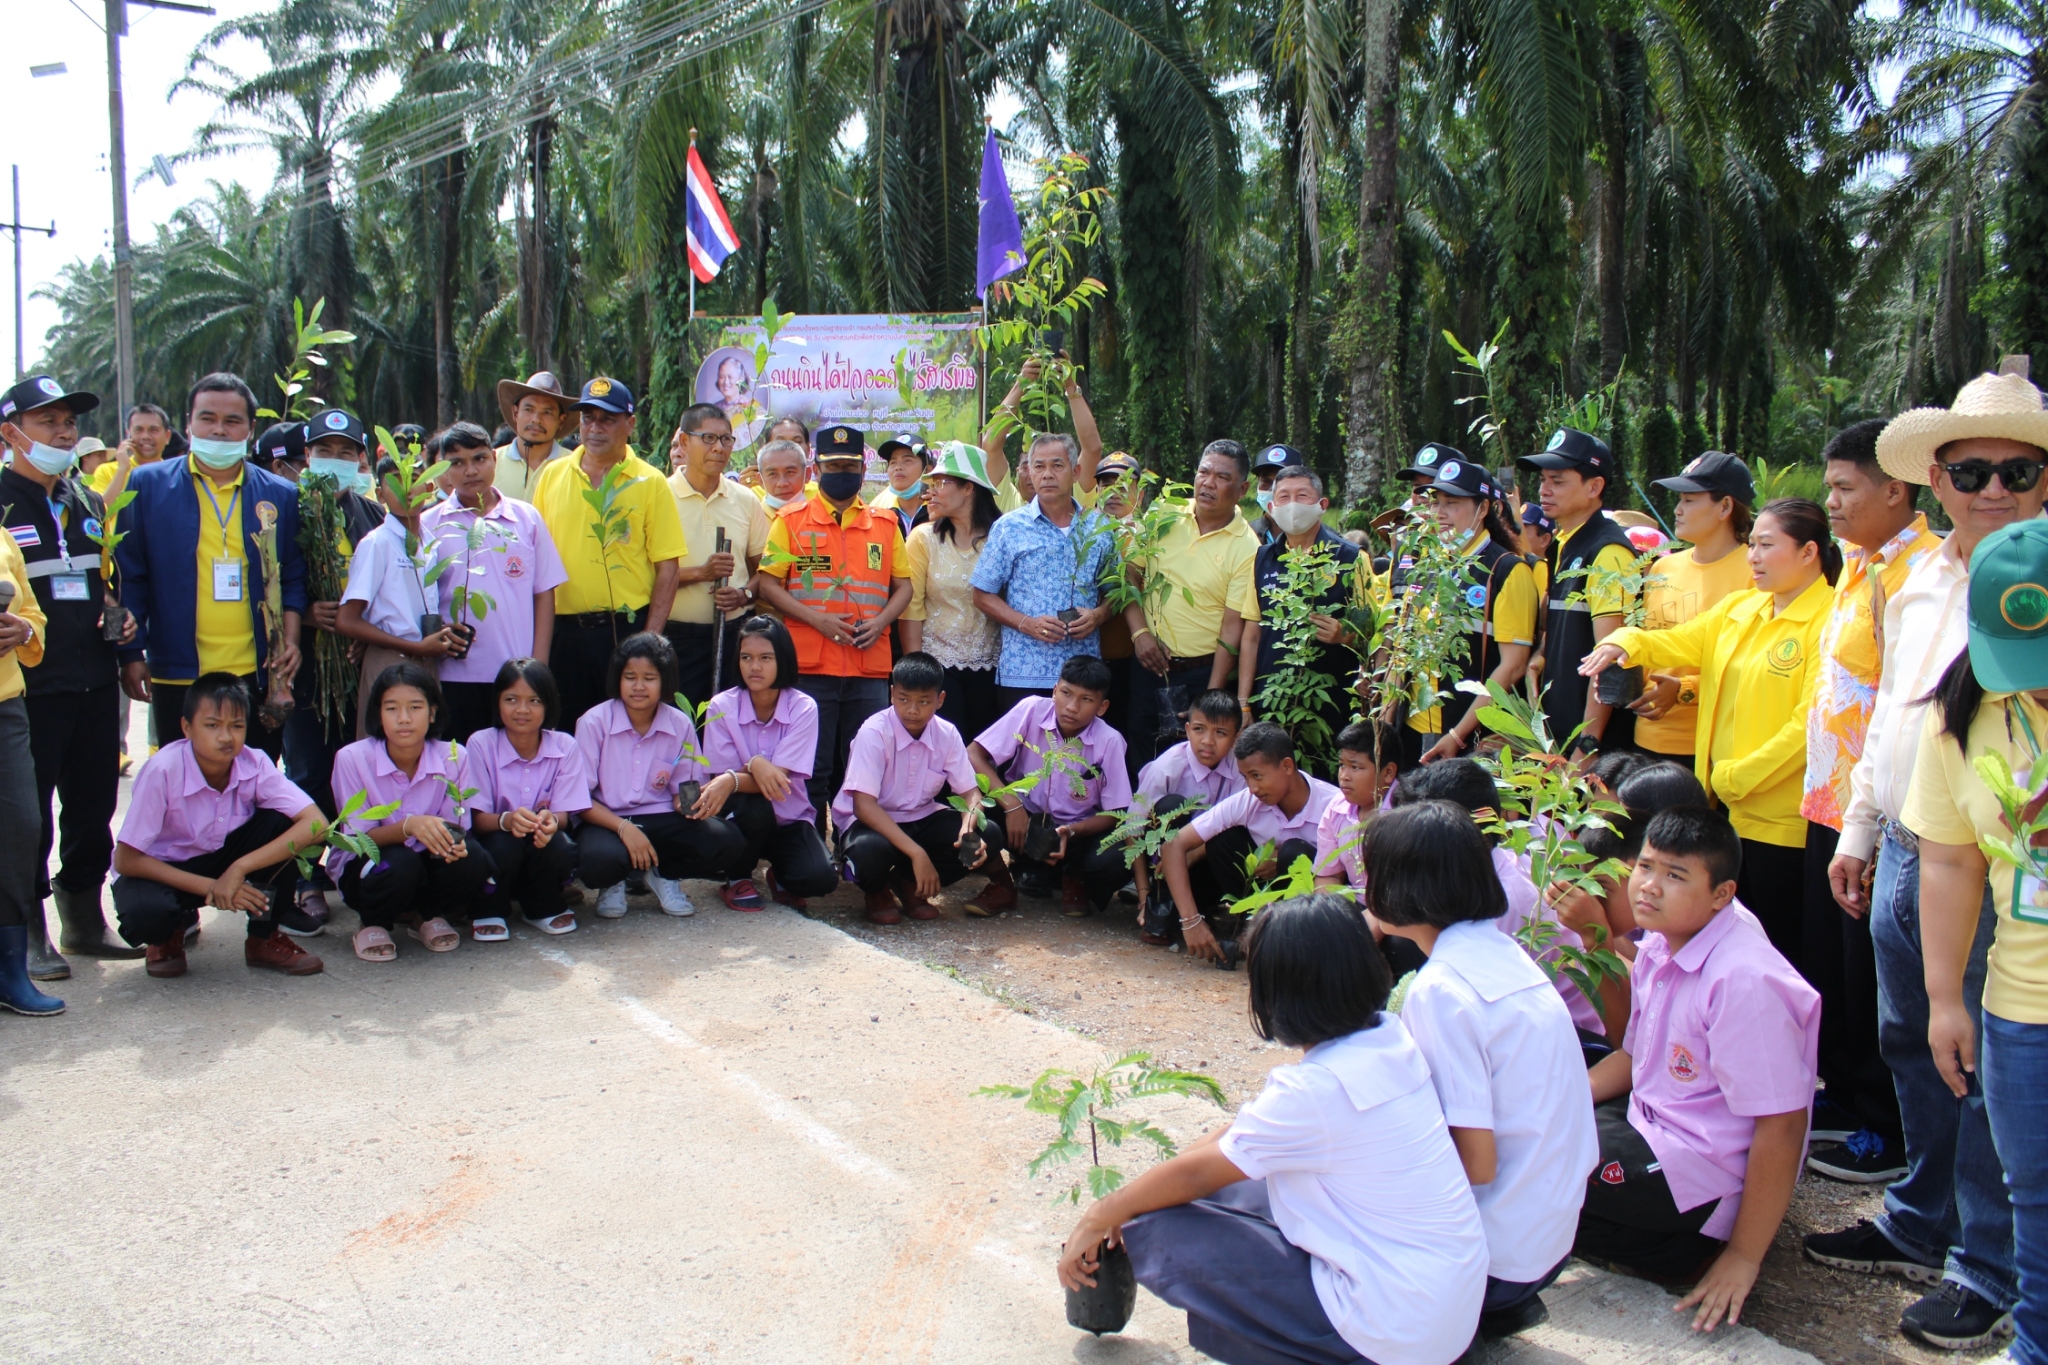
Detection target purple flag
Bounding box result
[977,126,1025,300]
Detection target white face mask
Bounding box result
[189,436,247,470]
[1270,501,1324,536]
[19,439,78,477]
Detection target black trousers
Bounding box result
[577,811,749,889]
[152,671,281,759]
[339,835,496,929]
[27,681,120,899]
[439,681,498,746]
[1103,655,1137,783]
[1128,659,1217,771]
[842,809,1004,893]
[0,699,41,928]
[993,683,1052,716]
[726,792,840,897]
[794,674,889,832]
[1203,828,1318,932]
[1009,818,1130,911]
[665,617,743,712]
[1573,1096,1721,1279]
[1737,834,1807,971]
[551,608,645,732]
[112,808,297,945]
[938,666,1000,750]
[1803,821,1900,1142]
[478,828,578,920]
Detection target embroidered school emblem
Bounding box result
[1599,1161,1625,1185]
[323,411,349,431]
[1417,447,1440,467]
[589,378,613,397]
[1769,638,1802,671]
[1546,429,1567,451]
[652,766,672,791]
[2001,582,2048,633]
[505,554,526,579]
[866,542,884,571]
[1667,1043,1700,1083]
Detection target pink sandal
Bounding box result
[353,926,397,962]
[408,917,460,952]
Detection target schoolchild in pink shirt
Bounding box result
[690,617,841,912]
[329,662,493,962]
[831,652,998,924]
[1160,722,1341,969]
[968,656,1132,920]
[1577,807,1820,1332]
[573,633,748,921]
[1130,690,1243,942]
[111,674,326,979]
[463,658,590,939]
[1311,718,1403,898]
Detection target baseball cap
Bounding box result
[256,421,309,467]
[572,376,635,415]
[1522,502,1556,533]
[1252,443,1301,474]
[1966,519,2048,693]
[1654,450,1755,505]
[1399,442,1466,482]
[306,407,369,452]
[815,424,865,458]
[1096,451,1140,479]
[1,375,100,423]
[877,434,930,464]
[1516,427,1613,477]
[1422,456,1496,501]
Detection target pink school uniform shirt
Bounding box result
[462,726,592,818]
[973,696,1133,823]
[575,700,706,817]
[327,737,472,875]
[423,495,570,684]
[1313,797,1367,888]
[830,708,978,832]
[1192,775,1341,850]
[1136,740,1245,812]
[1624,902,1820,1240]
[700,686,820,826]
[117,740,316,863]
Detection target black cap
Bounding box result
[1654,450,1756,505]
[1399,442,1466,481]
[255,422,308,467]
[572,376,635,415]
[305,407,368,452]
[1252,443,1301,473]
[1522,502,1557,533]
[816,424,865,458]
[1516,426,1613,477]
[876,434,929,463]
[1423,455,1497,501]
[1,375,100,423]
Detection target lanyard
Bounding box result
[198,475,241,545]
[45,494,72,571]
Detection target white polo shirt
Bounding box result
[1400,920,1599,1282]
[341,515,441,641]
[1221,1018,1487,1365]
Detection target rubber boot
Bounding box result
[0,925,66,1015]
[54,884,145,959]
[24,900,69,982]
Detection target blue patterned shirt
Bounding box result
[971,497,1119,687]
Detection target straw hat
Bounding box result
[1875,365,2048,485]
[1610,509,1659,530]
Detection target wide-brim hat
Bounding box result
[1967,519,2048,692]
[1876,370,2048,486]
[929,440,996,492]
[497,371,572,426]
[1610,509,1659,529]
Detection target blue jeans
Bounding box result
[1984,1011,2048,1365]
[1871,830,2015,1308]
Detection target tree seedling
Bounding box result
[288,789,402,882]
[977,1053,1225,1204]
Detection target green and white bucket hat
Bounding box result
[930,440,997,491]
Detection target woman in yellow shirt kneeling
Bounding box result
[1580,497,1840,964]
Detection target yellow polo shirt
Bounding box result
[1409,534,1540,734]
[1633,544,1754,755]
[534,447,689,616]
[0,528,48,701]
[494,441,572,503]
[668,469,772,624]
[1138,509,1262,659]
[190,463,258,680]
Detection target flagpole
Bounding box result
[687,128,698,359]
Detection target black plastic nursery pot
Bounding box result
[1065,1240,1137,1335]
[100,602,129,643]
[1021,814,1063,863]
[673,780,704,814]
[447,621,476,658]
[1056,607,1082,626]
[418,612,445,641]
[1596,665,1645,707]
[957,827,985,868]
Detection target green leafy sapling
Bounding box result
[977,1053,1225,1204]
[578,461,642,647]
[256,297,356,425]
[1252,541,1354,765]
[288,789,402,882]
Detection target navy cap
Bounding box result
[1423,456,1496,502]
[816,424,865,458]
[1252,443,1301,473]
[877,434,930,463]
[255,421,308,467]
[1399,442,1466,481]
[305,407,368,452]
[1,375,100,423]
[572,376,635,415]
[1654,450,1755,505]
[1516,426,1613,476]
[1522,502,1557,533]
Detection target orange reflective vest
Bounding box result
[775,496,900,678]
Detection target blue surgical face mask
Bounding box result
[308,455,372,496]
[762,491,792,510]
[896,478,924,499]
[20,440,77,477]
[1255,489,1274,511]
[189,436,247,470]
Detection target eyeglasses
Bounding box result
[690,432,738,448]
[1940,456,2045,494]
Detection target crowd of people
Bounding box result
[2,353,2047,1365]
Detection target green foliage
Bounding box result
[1363,517,1485,723]
[1751,457,1829,505]
[435,740,480,812]
[1444,323,1511,466]
[289,788,401,883]
[442,517,505,627]
[373,430,454,608]
[1252,539,1356,764]
[1103,795,1211,869]
[977,1053,1225,1205]
[83,488,138,592]
[1558,548,1665,630]
[1099,473,1200,620]
[1971,751,2048,908]
[295,472,356,738]
[578,460,643,634]
[1227,844,1330,918]
[256,297,356,424]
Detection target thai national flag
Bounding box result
[685,144,741,284]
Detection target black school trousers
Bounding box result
[841,809,1004,893]
[339,835,496,929]
[27,681,120,899]
[1009,816,1131,911]
[577,811,749,889]
[1802,821,1900,1142]
[478,828,578,920]
[1573,1097,1721,1279]
[112,808,297,945]
[551,608,645,732]
[725,792,840,897]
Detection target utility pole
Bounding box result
[3,167,58,382]
[101,0,214,415]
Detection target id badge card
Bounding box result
[50,573,90,602]
[212,558,244,602]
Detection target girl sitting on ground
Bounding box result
[1058,893,1487,1365]
[330,662,494,961]
[574,633,747,919]
[463,658,590,938]
[691,617,842,911]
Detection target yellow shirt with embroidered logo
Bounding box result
[1632,544,1755,755]
[1136,510,1262,659]
[188,464,258,681]
[533,447,689,616]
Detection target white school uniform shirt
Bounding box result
[1400,920,1599,1282]
[341,515,440,641]
[1221,1018,1487,1365]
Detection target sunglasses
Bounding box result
[1940,456,2045,494]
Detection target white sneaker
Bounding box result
[594,884,629,918]
[649,873,695,917]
